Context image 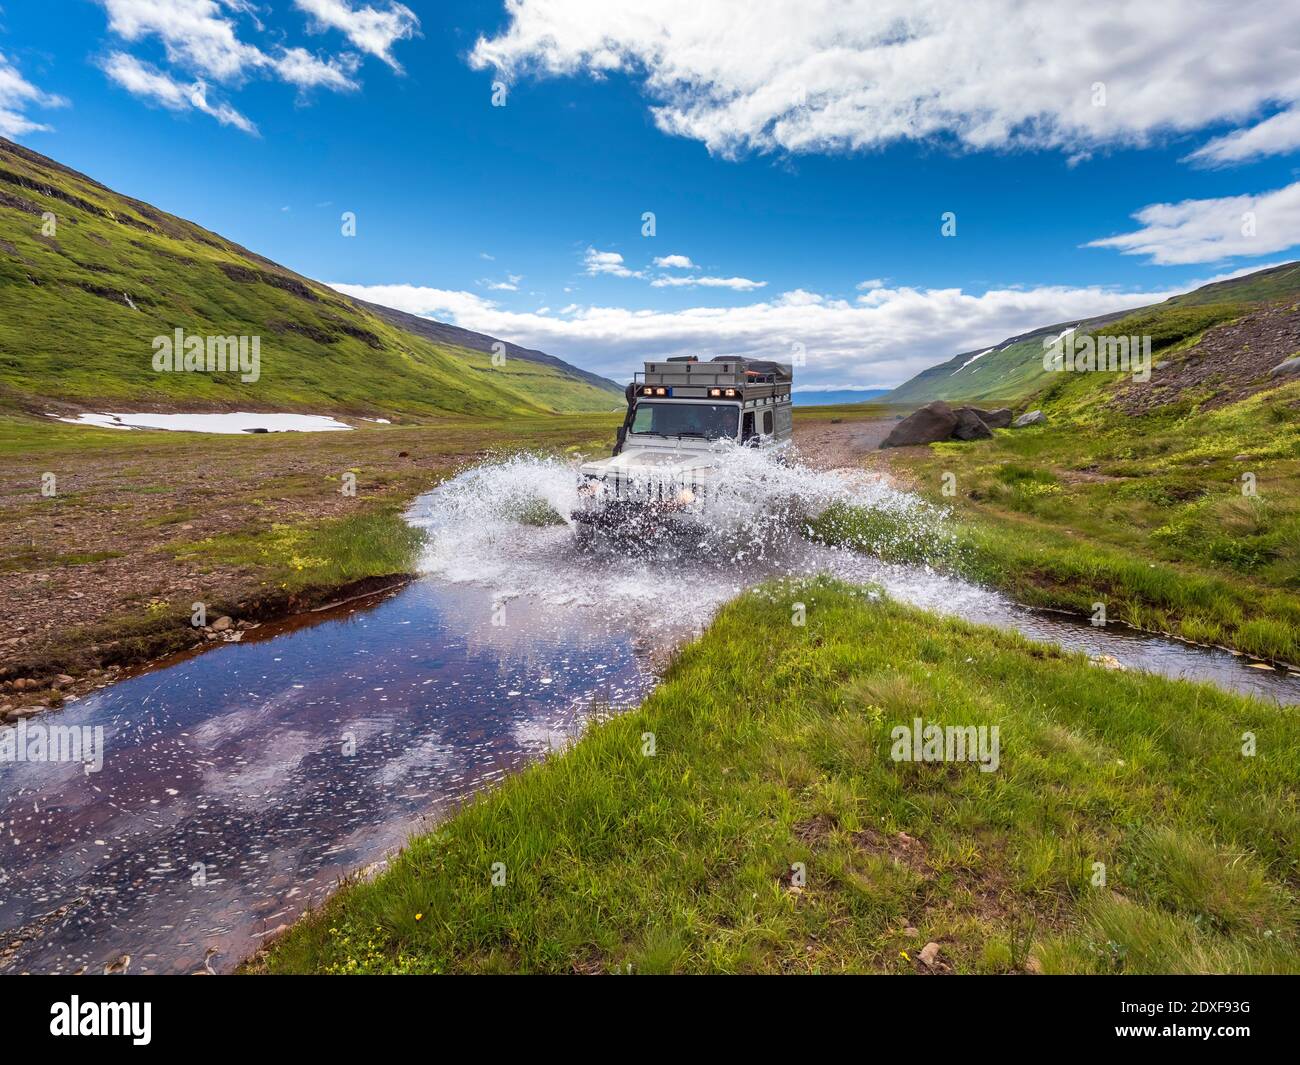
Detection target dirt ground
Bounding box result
[792,414,896,468]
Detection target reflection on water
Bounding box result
[3,455,1297,975]
[0,581,652,975]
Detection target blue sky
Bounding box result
[3,1,1299,388]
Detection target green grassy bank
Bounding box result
[861,327,1300,662]
[254,578,1298,975]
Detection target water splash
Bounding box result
[404,449,967,640]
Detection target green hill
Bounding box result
[0,137,620,420]
[886,262,1300,407]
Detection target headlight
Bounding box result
[676,487,696,505]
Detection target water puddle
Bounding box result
[0,581,651,974]
[3,452,1296,974]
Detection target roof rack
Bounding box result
[636,356,793,400]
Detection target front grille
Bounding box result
[593,474,706,504]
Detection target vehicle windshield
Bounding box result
[630,401,739,440]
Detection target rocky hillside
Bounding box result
[886,262,1300,407]
[0,137,621,419]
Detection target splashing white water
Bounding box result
[404,450,991,643]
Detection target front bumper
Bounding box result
[570,499,701,534]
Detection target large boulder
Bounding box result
[953,406,994,440]
[880,401,959,447]
[1269,355,1300,378]
[1013,410,1046,428]
[973,407,1013,429]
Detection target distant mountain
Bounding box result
[349,296,620,394]
[793,388,891,406]
[886,261,1300,407]
[0,137,621,419]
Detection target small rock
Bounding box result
[6,706,42,721]
[902,925,919,938]
[54,674,75,688]
[1092,653,1124,671]
[918,942,941,968]
[1268,355,1300,378]
[1025,954,1044,974]
[210,616,233,632]
[1013,410,1046,428]
[397,451,410,458]
[1234,454,1251,461]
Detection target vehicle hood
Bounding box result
[579,445,722,480]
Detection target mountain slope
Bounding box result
[886,262,1300,407]
[0,137,620,419]
[349,296,620,394]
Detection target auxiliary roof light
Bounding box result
[655,386,668,396]
[724,387,737,397]
[708,387,722,397]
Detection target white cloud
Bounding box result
[856,278,886,291]
[94,0,417,130]
[650,274,766,290]
[653,254,696,269]
[0,52,67,138]
[326,278,1178,391]
[101,0,265,81]
[1188,108,1300,167]
[583,247,641,278]
[1086,182,1300,265]
[272,46,359,91]
[469,0,1300,160]
[294,0,420,71]
[101,52,257,133]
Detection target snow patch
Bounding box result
[56,412,354,434]
[951,347,995,375]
